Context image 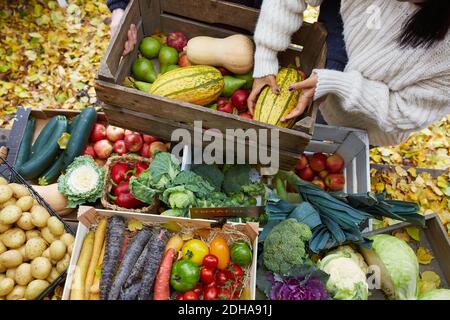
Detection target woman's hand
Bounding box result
[281,73,318,122]
[247,75,280,115]
[110,9,137,56]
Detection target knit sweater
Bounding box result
[253,0,450,146]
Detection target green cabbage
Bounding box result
[361,234,419,300]
[419,289,450,300]
[162,186,196,209]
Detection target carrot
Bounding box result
[70,231,94,300]
[89,241,106,300]
[85,218,107,299]
[153,247,175,300]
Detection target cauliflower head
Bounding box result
[263,218,312,275]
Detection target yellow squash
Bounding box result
[254,68,303,128]
[149,65,224,106]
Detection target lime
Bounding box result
[139,37,161,59]
[231,241,252,267]
[158,46,179,68]
[131,57,157,83]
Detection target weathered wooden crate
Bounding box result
[95,0,327,170]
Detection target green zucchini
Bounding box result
[67,115,80,134]
[18,116,68,180]
[30,116,59,158]
[63,107,97,169]
[37,154,65,186]
[14,117,36,170]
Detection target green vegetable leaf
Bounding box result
[222,165,252,194]
[191,164,224,191]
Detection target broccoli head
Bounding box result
[263,218,312,275]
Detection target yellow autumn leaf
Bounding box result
[419,271,441,295]
[416,247,434,265]
[127,218,143,232]
[393,231,410,243]
[406,227,420,242]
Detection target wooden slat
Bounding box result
[427,215,450,283]
[140,0,161,35]
[336,132,367,164]
[305,141,340,154]
[371,164,448,179]
[96,80,311,153]
[115,21,144,84]
[6,108,31,169]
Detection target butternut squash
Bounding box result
[186,34,254,75]
[31,184,73,216]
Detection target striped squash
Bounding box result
[253,68,303,128]
[149,65,224,106]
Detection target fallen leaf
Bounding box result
[127,218,143,232]
[419,271,441,295]
[406,227,420,242]
[416,247,434,265]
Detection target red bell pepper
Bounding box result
[110,163,132,184]
[134,161,149,177]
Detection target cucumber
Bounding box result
[14,117,36,170]
[38,154,65,185]
[63,107,97,169]
[18,116,68,180]
[30,116,59,158]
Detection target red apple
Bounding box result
[124,133,143,152]
[140,143,151,158]
[310,152,327,172]
[167,32,188,52]
[239,112,253,120]
[83,145,96,158]
[318,170,329,180]
[298,166,315,181]
[325,173,346,191]
[295,154,308,172]
[216,98,234,114]
[106,125,125,142]
[94,139,113,159]
[149,141,168,157]
[231,89,250,113]
[124,129,134,136]
[90,123,106,142]
[113,140,127,156]
[312,178,326,190]
[217,67,232,76]
[178,52,192,67]
[326,154,345,173]
[143,134,159,144]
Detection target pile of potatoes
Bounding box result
[0,178,74,300]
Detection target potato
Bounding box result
[31,257,52,280]
[0,185,13,203]
[15,263,32,286]
[0,274,5,281]
[0,240,6,254]
[25,279,49,300]
[56,254,70,273]
[30,206,50,228]
[16,212,34,231]
[0,205,22,225]
[49,240,66,261]
[67,243,73,255]
[0,250,23,268]
[6,285,25,300]
[9,183,29,199]
[1,228,26,249]
[25,230,40,241]
[41,227,57,244]
[46,268,60,283]
[47,216,65,236]
[15,196,33,212]
[42,248,50,259]
[25,237,47,260]
[6,267,16,280]
[0,277,14,296]
[0,198,16,209]
[60,233,75,246]
[0,222,11,233]
[17,245,28,261]
[0,177,7,185]
[0,265,5,273]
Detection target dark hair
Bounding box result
[399,0,450,48]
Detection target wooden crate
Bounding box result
[95,0,327,170]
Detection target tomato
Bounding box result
[210,236,230,270]
[203,286,219,300]
[170,260,200,292]
[200,267,215,284]
[226,263,244,281]
[183,290,199,300]
[231,281,243,299]
[216,270,228,286]
[206,281,217,288]
[230,241,252,267]
[181,239,209,266]
[203,254,219,269]
[193,283,203,296]
[218,288,231,300]
[176,294,184,300]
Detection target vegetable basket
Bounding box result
[101,155,159,213]
[0,154,75,300]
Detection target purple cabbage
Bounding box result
[268,273,329,300]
